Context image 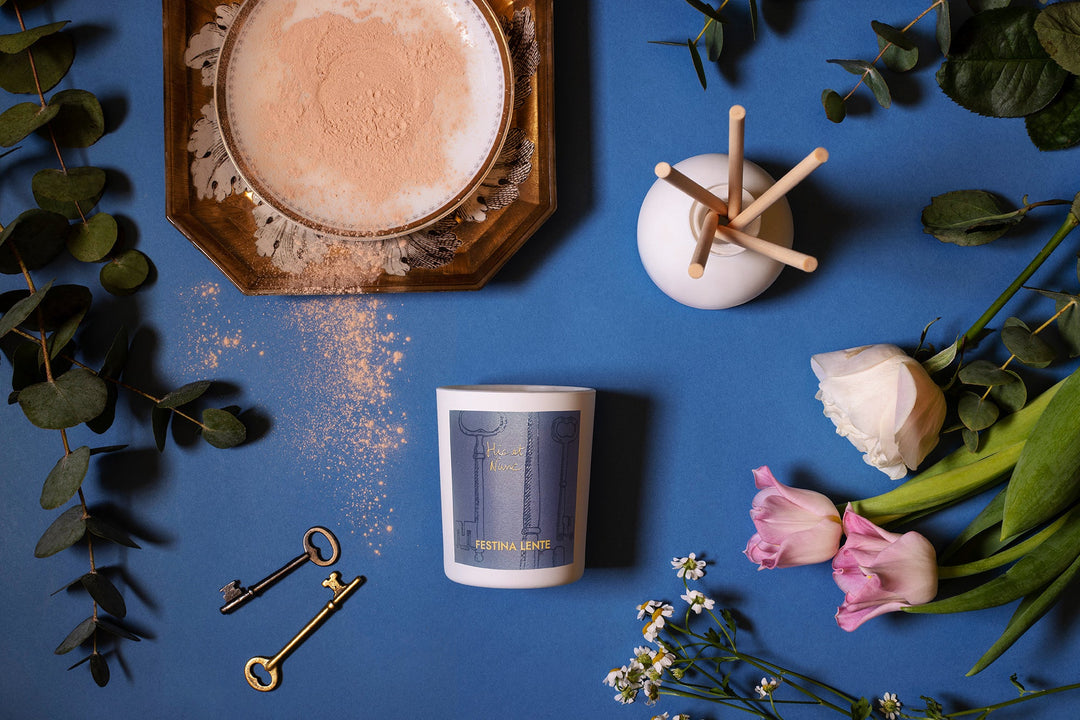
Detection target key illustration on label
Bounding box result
[449,410,580,570]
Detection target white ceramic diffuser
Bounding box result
[638,106,825,310]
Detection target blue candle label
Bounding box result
[448,410,581,570]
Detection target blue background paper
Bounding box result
[3,1,1080,718]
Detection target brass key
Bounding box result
[244,572,366,691]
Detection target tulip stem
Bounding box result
[937,511,1069,580]
[962,208,1080,348]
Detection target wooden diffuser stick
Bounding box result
[714,225,818,273]
[654,162,728,217]
[727,105,745,220]
[729,147,828,232]
[689,211,720,278]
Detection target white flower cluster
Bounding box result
[603,555,719,707]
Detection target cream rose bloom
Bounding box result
[812,344,946,480]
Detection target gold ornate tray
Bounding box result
[163,0,555,295]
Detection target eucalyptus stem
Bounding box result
[962,208,1080,347]
[842,0,944,103]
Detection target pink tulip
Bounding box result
[832,507,938,631]
[744,466,843,570]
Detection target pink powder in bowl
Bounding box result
[216,0,513,238]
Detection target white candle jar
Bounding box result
[437,385,596,588]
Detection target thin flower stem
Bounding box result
[944,682,1080,718]
[979,298,1077,402]
[963,209,1080,347]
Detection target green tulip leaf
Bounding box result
[40,445,90,510]
[1025,75,1080,151]
[0,32,73,94]
[201,407,247,449]
[822,88,846,123]
[156,380,211,409]
[0,21,69,54]
[44,89,104,148]
[0,208,69,274]
[66,212,118,262]
[85,515,140,549]
[18,368,108,429]
[959,391,999,432]
[873,20,918,72]
[100,249,150,296]
[921,190,1023,245]
[937,7,1068,118]
[688,38,706,90]
[80,571,126,618]
[910,505,1080,614]
[1001,317,1055,368]
[968,550,1080,676]
[90,652,109,687]
[0,100,59,147]
[828,58,891,108]
[940,488,1007,563]
[0,280,50,340]
[1003,367,1080,537]
[54,617,95,655]
[34,505,87,558]
[1034,0,1080,75]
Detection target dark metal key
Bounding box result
[219,526,340,614]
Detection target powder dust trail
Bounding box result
[178,282,260,372]
[282,296,409,555]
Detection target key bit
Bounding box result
[219,526,340,614]
[220,580,244,603]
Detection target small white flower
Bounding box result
[650,647,676,673]
[673,715,691,720]
[649,714,670,720]
[637,600,659,620]
[672,553,707,580]
[642,678,661,706]
[879,692,902,720]
[642,603,674,641]
[680,589,716,614]
[755,677,780,699]
[602,667,623,688]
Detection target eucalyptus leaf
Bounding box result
[962,427,981,452]
[94,618,140,642]
[18,368,108,430]
[34,505,87,558]
[1034,1,1080,75]
[687,38,706,90]
[1044,293,1080,357]
[0,280,50,340]
[0,21,69,54]
[937,7,1068,118]
[46,303,86,360]
[936,0,952,56]
[64,212,117,264]
[989,370,1026,414]
[0,32,74,94]
[0,208,69,273]
[152,405,170,452]
[98,326,128,380]
[1001,317,1055,367]
[967,551,1080,676]
[54,617,94,655]
[29,283,90,332]
[968,0,1012,10]
[873,20,918,72]
[85,515,140,549]
[11,341,44,391]
[81,571,126,618]
[40,445,90,510]
[32,166,107,204]
[201,407,247,449]
[828,58,891,108]
[156,380,211,409]
[1025,75,1080,151]
[921,337,960,374]
[705,17,723,62]
[100,249,150,295]
[44,89,104,149]
[959,391,999,432]
[822,88,846,123]
[909,505,1080,614]
[684,0,724,23]
[0,100,59,147]
[958,359,1013,387]
[1003,367,1080,537]
[90,652,109,687]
